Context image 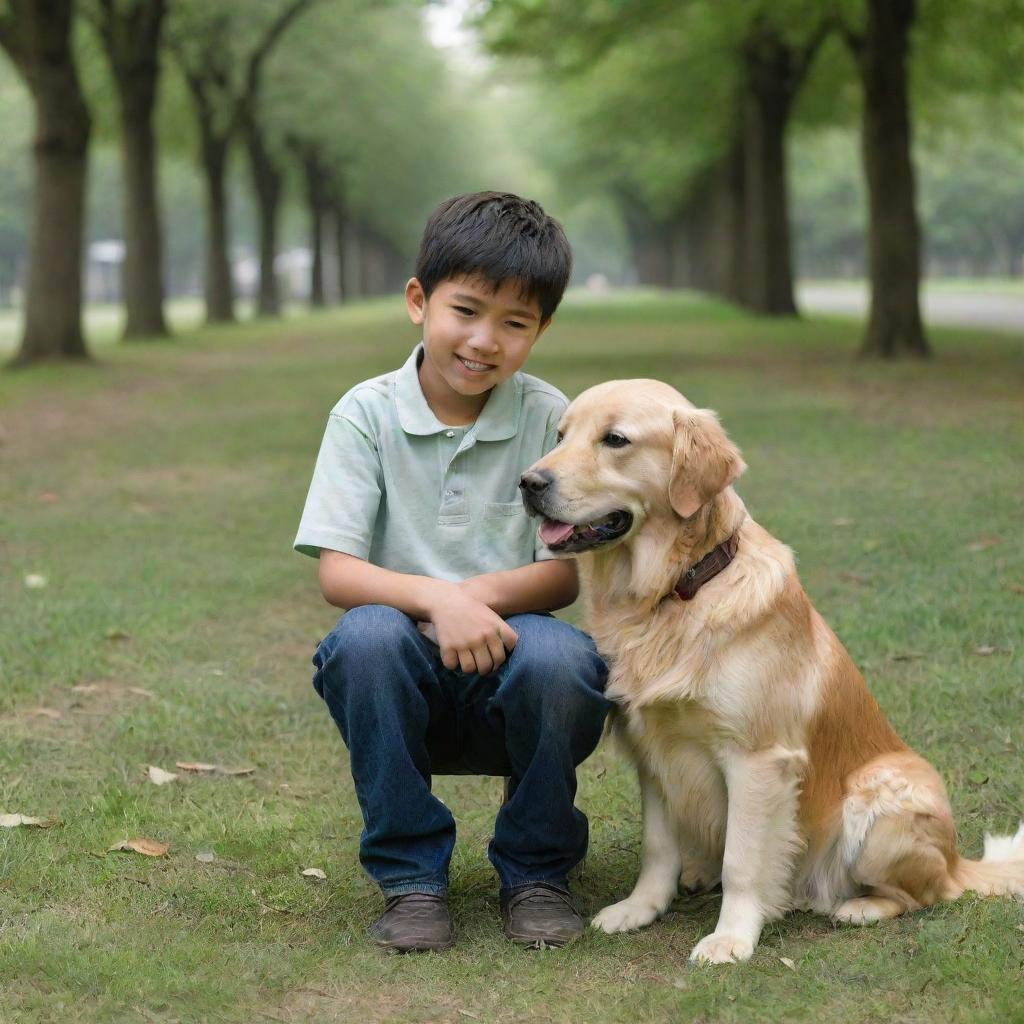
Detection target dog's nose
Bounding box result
[519,469,553,496]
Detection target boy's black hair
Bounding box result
[414,191,572,323]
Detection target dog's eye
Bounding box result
[602,432,630,448]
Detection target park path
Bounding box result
[798,282,1024,334]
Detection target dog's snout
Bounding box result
[519,469,554,496]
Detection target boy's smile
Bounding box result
[405,275,549,425]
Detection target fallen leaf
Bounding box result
[195,851,216,863]
[832,517,855,527]
[24,574,47,589]
[23,707,62,720]
[966,536,999,552]
[0,813,54,828]
[70,682,155,699]
[302,868,327,881]
[108,838,169,857]
[105,629,132,642]
[146,765,178,786]
[889,651,925,662]
[175,762,255,777]
[967,770,989,785]
[780,956,796,971]
[39,492,59,503]
[974,645,996,656]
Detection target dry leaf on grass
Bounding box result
[301,868,327,881]
[889,651,925,662]
[175,762,256,777]
[24,574,47,589]
[22,707,62,720]
[195,851,216,863]
[832,517,855,527]
[0,813,54,828]
[779,957,796,970]
[965,536,1000,552]
[39,492,59,503]
[146,765,178,785]
[70,682,155,699]
[108,838,169,857]
[104,629,132,642]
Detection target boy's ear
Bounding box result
[405,278,426,325]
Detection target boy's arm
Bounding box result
[318,550,519,676]
[459,559,579,618]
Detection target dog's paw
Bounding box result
[591,899,662,934]
[832,896,899,925]
[689,931,755,965]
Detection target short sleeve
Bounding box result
[534,399,567,563]
[294,413,383,559]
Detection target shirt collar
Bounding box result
[394,343,521,441]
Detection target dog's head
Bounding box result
[520,380,746,555]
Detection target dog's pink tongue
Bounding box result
[539,520,575,546]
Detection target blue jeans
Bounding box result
[312,605,611,897]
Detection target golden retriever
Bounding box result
[519,379,1024,964]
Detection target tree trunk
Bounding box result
[199,119,235,323]
[741,31,798,316]
[120,80,168,338]
[303,153,326,308]
[851,0,929,357]
[242,114,281,317]
[103,0,169,340]
[0,1,91,365]
[332,203,348,303]
[686,139,746,304]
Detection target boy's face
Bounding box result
[405,275,550,418]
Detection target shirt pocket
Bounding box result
[482,501,526,519]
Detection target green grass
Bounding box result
[1,291,1022,1023]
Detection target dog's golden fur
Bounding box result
[526,379,1024,963]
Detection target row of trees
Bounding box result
[479,0,1024,358]
[0,0,479,366]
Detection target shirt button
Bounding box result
[444,489,454,496]
[445,430,455,438]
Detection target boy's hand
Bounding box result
[428,583,518,676]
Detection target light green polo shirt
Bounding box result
[294,343,567,582]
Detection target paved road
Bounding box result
[798,283,1024,334]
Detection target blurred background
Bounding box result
[0,0,1022,365]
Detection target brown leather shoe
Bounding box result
[368,893,453,952]
[501,884,584,948]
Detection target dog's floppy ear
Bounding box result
[669,408,746,519]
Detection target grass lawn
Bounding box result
[1,291,1022,1023]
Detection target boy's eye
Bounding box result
[453,306,475,316]
[506,320,527,330]
[601,432,630,448]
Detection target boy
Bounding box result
[295,192,611,952]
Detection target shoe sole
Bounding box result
[372,937,454,953]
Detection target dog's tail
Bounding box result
[950,822,1024,898]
